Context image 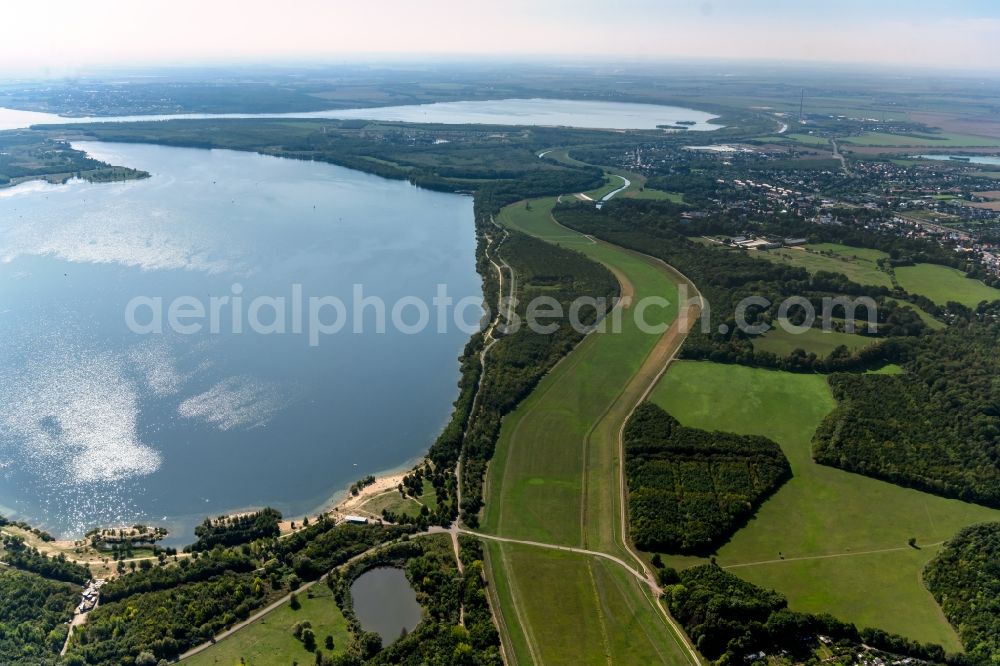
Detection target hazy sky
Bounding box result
[4,0,999,76]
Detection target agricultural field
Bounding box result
[482,196,696,664]
[649,360,1000,650]
[754,243,892,288]
[841,132,1000,148]
[752,323,874,357]
[185,583,351,666]
[894,264,1000,307]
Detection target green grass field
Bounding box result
[185,583,351,665]
[752,323,874,357]
[841,132,1000,147]
[482,196,695,664]
[783,133,831,146]
[649,361,1000,650]
[755,243,892,288]
[485,542,691,665]
[626,187,685,203]
[356,479,438,519]
[894,263,1000,307]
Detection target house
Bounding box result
[343,515,368,525]
[784,238,808,246]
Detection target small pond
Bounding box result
[350,567,422,644]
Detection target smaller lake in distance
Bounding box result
[916,154,1000,166]
[350,567,423,644]
[0,98,721,131]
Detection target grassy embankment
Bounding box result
[650,361,1000,651]
[481,196,698,665]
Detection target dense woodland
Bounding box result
[815,322,1000,507]
[624,402,790,553]
[667,565,955,665]
[0,568,78,664]
[924,523,1000,665]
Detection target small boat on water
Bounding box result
[949,155,972,162]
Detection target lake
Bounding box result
[349,567,422,644]
[0,98,721,131]
[916,154,1000,166]
[0,141,481,541]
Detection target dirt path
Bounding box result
[724,541,946,569]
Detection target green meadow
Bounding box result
[752,323,874,357]
[650,360,1000,651]
[185,583,351,666]
[755,243,892,288]
[894,263,1000,307]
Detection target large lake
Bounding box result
[0,142,481,541]
[0,98,721,131]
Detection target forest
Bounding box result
[624,402,790,553]
[0,567,78,664]
[924,522,1000,665]
[814,321,1000,507]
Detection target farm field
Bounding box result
[841,132,1000,148]
[894,264,1000,307]
[482,196,696,664]
[754,243,892,288]
[752,323,874,357]
[185,583,351,666]
[649,361,1000,651]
